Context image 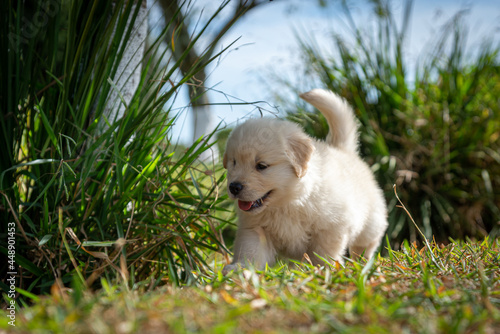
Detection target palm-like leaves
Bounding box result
[0,0,232,295]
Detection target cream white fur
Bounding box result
[222,89,388,274]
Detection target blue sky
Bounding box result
[157,0,500,145]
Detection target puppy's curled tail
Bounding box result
[300,89,359,154]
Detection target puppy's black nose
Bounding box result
[229,182,243,196]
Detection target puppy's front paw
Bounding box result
[222,264,239,275]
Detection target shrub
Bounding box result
[275,0,500,248]
[0,0,233,296]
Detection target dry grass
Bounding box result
[2,238,499,333]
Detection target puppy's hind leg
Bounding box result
[307,232,349,267]
[350,209,388,261]
[349,241,379,262]
[222,226,276,275]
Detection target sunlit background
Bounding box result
[149,0,500,145]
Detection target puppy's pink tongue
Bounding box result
[238,200,253,211]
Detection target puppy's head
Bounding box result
[223,118,315,214]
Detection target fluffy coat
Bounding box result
[222,89,388,274]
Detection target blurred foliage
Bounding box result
[276,0,500,248]
[0,0,236,297]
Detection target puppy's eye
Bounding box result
[256,163,268,171]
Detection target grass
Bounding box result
[272,0,500,245]
[0,0,237,296]
[2,238,499,333]
[2,1,499,332]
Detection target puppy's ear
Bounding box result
[286,133,315,178]
[223,152,228,169]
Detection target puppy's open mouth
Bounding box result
[238,191,272,212]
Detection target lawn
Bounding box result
[2,1,499,333]
[2,238,499,333]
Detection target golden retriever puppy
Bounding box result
[222,89,387,274]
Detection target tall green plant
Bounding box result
[276,0,500,247]
[0,0,234,297]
